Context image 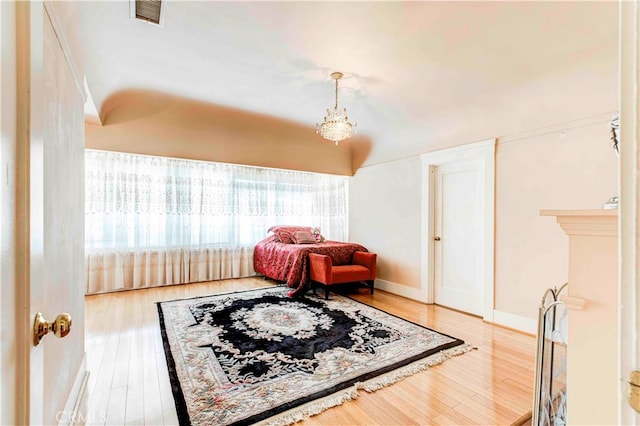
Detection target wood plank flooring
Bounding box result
[80,278,536,425]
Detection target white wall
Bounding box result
[494,116,617,327]
[349,157,424,299]
[348,115,618,332]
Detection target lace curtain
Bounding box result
[85,150,348,294]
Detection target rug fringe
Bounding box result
[258,387,359,426]
[259,343,476,426]
[357,343,476,393]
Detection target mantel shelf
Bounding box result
[540,209,618,237]
[540,209,618,217]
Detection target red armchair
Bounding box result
[308,251,377,299]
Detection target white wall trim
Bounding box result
[492,310,537,335]
[353,155,417,175]
[420,139,496,321]
[419,161,434,304]
[58,354,88,426]
[356,113,616,172]
[498,112,616,146]
[619,1,639,423]
[42,1,85,101]
[375,278,538,336]
[374,278,425,302]
[421,138,494,163]
[375,280,537,335]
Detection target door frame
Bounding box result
[15,2,45,424]
[420,139,495,321]
[619,0,639,423]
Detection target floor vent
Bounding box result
[132,0,163,26]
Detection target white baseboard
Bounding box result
[374,280,537,335]
[59,353,89,426]
[374,279,426,302]
[492,309,537,335]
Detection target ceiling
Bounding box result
[58,1,619,167]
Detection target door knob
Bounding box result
[629,371,640,412]
[33,312,72,346]
[434,236,441,241]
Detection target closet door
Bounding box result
[433,160,484,316]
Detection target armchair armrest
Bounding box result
[309,253,333,284]
[352,251,377,277]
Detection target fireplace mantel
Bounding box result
[540,209,618,426]
[541,209,617,236]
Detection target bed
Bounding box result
[253,226,368,297]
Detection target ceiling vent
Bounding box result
[131,0,164,26]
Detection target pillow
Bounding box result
[269,226,313,243]
[268,225,313,234]
[275,229,296,244]
[292,230,317,244]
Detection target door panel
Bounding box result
[434,161,483,316]
[40,7,86,424]
[8,2,85,424]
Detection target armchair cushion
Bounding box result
[331,264,372,283]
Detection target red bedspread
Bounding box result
[253,234,367,297]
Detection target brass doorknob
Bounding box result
[434,236,441,241]
[629,371,640,412]
[33,312,72,346]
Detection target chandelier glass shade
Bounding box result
[316,72,356,145]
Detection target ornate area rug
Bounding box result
[157,287,473,425]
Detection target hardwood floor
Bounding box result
[80,278,536,425]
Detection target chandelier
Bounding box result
[316,71,356,145]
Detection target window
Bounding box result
[85,150,348,252]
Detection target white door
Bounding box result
[2,3,86,425]
[433,161,484,316]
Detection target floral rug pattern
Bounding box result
[157,287,470,425]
